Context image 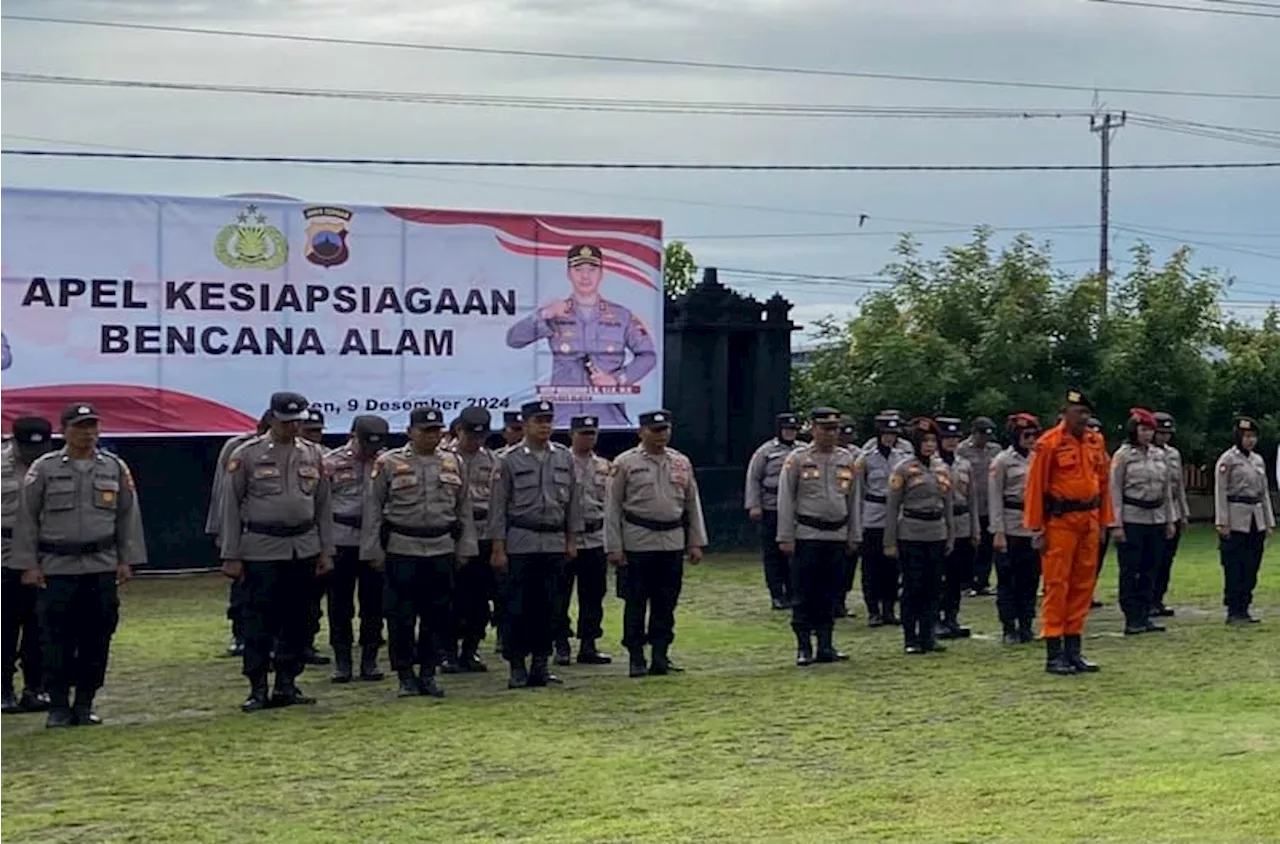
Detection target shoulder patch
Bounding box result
[889,473,904,489]
[227,457,241,474]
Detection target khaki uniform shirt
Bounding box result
[205,431,257,542]
[361,445,478,561]
[573,451,611,551]
[941,452,982,541]
[1109,443,1176,526]
[775,444,857,543]
[988,447,1037,539]
[957,437,1002,520]
[852,445,909,534]
[744,437,802,512]
[2,442,31,569]
[884,455,955,546]
[605,446,709,554]
[1213,446,1275,533]
[452,445,499,544]
[10,447,148,575]
[1158,443,1191,522]
[489,442,582,554]
[220,435,334,562]
[324,443,380,548]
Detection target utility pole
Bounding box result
[1090,110,1126,316]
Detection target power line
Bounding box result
[1112,224,1280,260]
[4,13,1279,102]
[4,148,1278,171]
[676,225,1098,240]
[1089,0,1280,16]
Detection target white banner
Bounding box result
[1,188,664,434]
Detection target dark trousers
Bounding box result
[839,547,861,605]
[227,577,248,641]
[502,552,561,661]
[2,568,43,693]
[759,510,791,602]
[242,558,316,681]
[553,546,608,643]
[970,516,994,590]
[385,553,454,674]
[790,540,844,636]
[326,545,385,649]
[40,572,119,706]
[307,576,325,648]
[454,540,494,650]
[941,538,975,621]
[621,550,684,652]
[1117,522,1164,625]
[899,540,945,648]
[995,536,1040,629]
[861,528,900,617]
[1152,525,1181,608]
[1097,531,1111,580]
[1221,527,1265,617]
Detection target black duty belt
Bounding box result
[38,536,116,555]
[623,511,684,532]
[0,526,12,539]
[903,509,943,522]
[953,505,970,516]
[386,521,462,540]
[1227,495,1261,505]
[1045,496,1100,517]
[333,513,362,529]
[583,519,604,534]
[510,517,567,534]
[472,508,489,523]
[245,521,315,538]
[1122,496,1162,510]
[796,514,847,531]
[1002,498,1025,511]
[863,493,887,504]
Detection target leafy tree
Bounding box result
[663,241,698,299]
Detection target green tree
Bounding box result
[1206,308,1280,464]
[663,240,698,299]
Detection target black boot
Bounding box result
[882,601,900,626]
[553,639,573,667]
[1044,637,1076,675]
[459,641,488,672]
[508,657,530,689]
[529,654,563,687]
[396,669,422,697]
[770,595,789,611]
[795,633,814,667]
[814,628,849,663]
[301,645,330,666]
[628,649,648,678]
[1151,603,1175,617]
[241,676,270,713]
[45,704,75,728]
[944,613,971,638]
[71,690,102,726]
[1064,634,1099,673]
[867,610,885,628]
[418,668,445,698]
[359,645,384,681]
[224,636,244,658]
[271,675,316,706]
[1018,621,1036,644]
[1001,623,1020,645]
[576,639,612,665]
[649,643,683,675]
[438,651,461,675]
[331,645,353,684]
[1142,618,1167,633]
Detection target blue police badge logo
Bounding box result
[303,206,353,268]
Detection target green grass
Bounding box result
[3,526,1277,843]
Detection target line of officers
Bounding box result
[205,392,708,713]
[744,403,1275,669]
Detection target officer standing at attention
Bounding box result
[1087,415,1110,609]
[322,415,390,683]
[1150,412,1190,617]
[489,399,582,689]
[298,409,332,666]
[12,403,147,727]
[884,418,955,655]
[206,410,271,658]
[1213,417,1274,624]
[606,410,708,678]
[448,406,499,672]
[744,412,802,611]
[935,417,979,640]
[989,413,1043,644]
[861,410,915,458]
[835,416,862,618]
[1109,408,1177,636]
[957,417,1000,597]
[2,416,55,714]
[853,411,907,627]
[1023,390,1112,675]
[775,408,855,666]
[551,415,613,666]
[496,412,524,453]
[362,407,478,698]
[221,392,334,712]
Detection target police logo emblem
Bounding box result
[214,204,288,271]
[303,206,353,268]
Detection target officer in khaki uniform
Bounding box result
[606,409,708,678]
[936,417,980,640]
[298,409,331,665]
[322,414,389,683]
[221,392,335,712]
[447,405,499,672]
[12,403,148,727]
[1150,412,1190,617]
[1213,417,1275,624]
[362,407,478,698]
[489,399,582,689]
[853,412,909,626]
[745,412,802,611]
[2,416,55,714]
[775,408,855,666]
[957,417,1000,597]
[989,413,1042,644]
[835,416,861,618]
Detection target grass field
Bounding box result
[2,526,1277,843]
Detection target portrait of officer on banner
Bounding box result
[505,243,657,428]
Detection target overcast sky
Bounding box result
[2,0,1277,337]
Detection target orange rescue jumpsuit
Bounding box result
[1023,422,1113,638]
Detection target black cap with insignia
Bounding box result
[459,406,492,433]
[776,412,800,429]
[12,416,54,449]
[971,416,996,435]
[1235,416,1259,433]
[270,391,310,423]
[520,399,555,420]
[1087,416,1103,432]
[567,244,603,267]
[810,407,841,425]
[302,408,325,429]
[1065,388,1094,411]
[1153,411,1175,432]
[874,412,901,432]
[638,409,672,429]
[409,407,446,429]
[352,414,390,444]
[61,402,101,427]
[936,416,964,437]
[503,411,523,428]
[839,415,856,436]
[571,415,599,432]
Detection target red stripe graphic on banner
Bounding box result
[1,385,257,435]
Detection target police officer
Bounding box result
[12,403,147,727]
[1087,415,1110,608]
[298,409,331,666]
[1213,417,1275,624]
[1151,411,1190,617]
[776,408,855,666]
[744,412,802,610]
[362,407,477,698]
[2,416,55,714]
[861,409,915,458]
[853,412,907,626]
[221,392,334,712]
[448,405,499,671]
[835,416,861,618]
[936,417,979,639]
[1109,408,1177,636]
[958,416,1000,597]
[496,411,524,453]
[206,410,271,658]
[552,414,613,666]
[489,399,582,689]
[323,414,389,683]
[885,418,955,655]
[606,410,708,677]
[989,414,1042,644]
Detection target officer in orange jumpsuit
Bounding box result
[1023,390,1114,675]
